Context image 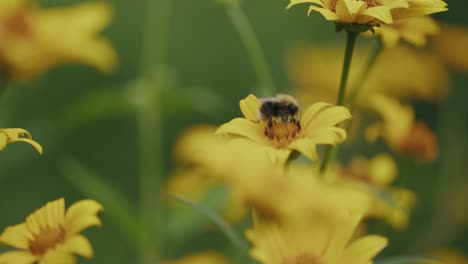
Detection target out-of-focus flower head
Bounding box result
[246,211,388,264]
[171,125,371,224]
[329,154,417,230]
[287,44,450,104]
[0,0,117,79]
[0,198,103,264]
[365,94,438,162]
[431,24,468,73]
[0,127,42,154]
[215,94,351,165]
[372,16,440,48]
[286,0,447,31]
[164,251,228,264]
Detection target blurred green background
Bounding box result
[0,0,467,263]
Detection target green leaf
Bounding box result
[375,256,440,264]
[60,157,141,250]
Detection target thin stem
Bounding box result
[137,0,171,263]
[320,30,358,175]
[225,3,275,96]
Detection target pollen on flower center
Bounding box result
[282,252,323,264]
[263,117,302,148]
[1,10,32,39]
[29,226,66,255]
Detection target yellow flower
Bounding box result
[215,94,351,165]
[431,24,468,73]
[0,0,117,79]
[164,251,228,264]
[286,0,447,27]
[287,44,449,104]
[246,212,388,264]
[365,94,438,161]
[372,16,439,48]
[0,128,42,154]
[0,198,103,264]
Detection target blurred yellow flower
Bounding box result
[164,251,228,264]
[287,0,446,28]
[432,24,468,73]
[372,16,439,48]
[365,94,438,161]
[0,128,42,154]
[287,44,449,104]
[0,0,117,79]
[246,212,387,264]
[331,154,417,230]
[0,198,103,264]
[216,94,350,165]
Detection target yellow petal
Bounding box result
[288,138,318,160]
[376,26,401,48]
[362,6,393,24]
[323,213,362,261]
[60,235,93,258]
[380,0,409,9]
[215,118,265,144]
[287,0,324,9]
[343,0,366,15]
[307,127,348,145]
[64,199,103,235]
[0,224,33,250]
[340,235,388,264]
[239,94,261,121]
[39,249,76,264]
[44,198,66,229]
[303,105,351,130]
[265,147,292,165]
[308,6,340,20]
[0,251,38,264]
[301,102,333,127]
[0,128,42,154]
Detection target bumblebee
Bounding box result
[258,94,301,140]
[258,94,300,122]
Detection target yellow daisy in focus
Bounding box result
[0,0,117,79]
[372,16,439,48]
[164,251,228,264]
[0,198,103,264]
[0,128,42,154]
[216,94,351,165]
[287,0,446,29]
[246,212,388,264]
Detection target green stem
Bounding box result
[225,3,275,96]
[320,30,358,175]
[137,0,171,263]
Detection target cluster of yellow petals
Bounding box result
[330,154,417,229]
[247,212,387,264]
[287,0,447,28]
[0,0,117,79]
[0,128,42,154]
[0,198,103,264]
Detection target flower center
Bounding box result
[29,227,66,255]
[397,121,438,161]
[263,117,302,148]
[282,253,323,264]
[0,9,32,39]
